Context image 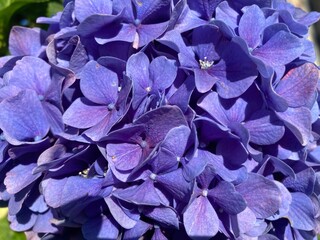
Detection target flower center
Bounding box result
[0,133,5,141]
[34,135,42,142]
[149,172,157,180]
[199,57,214,70]
[145,86,152,93]
[140,140,147,148]
[202,189,208,197]
[107,103,115,110]
[134,19,141,26]
[79,168,89,178]
[38,94,45,101]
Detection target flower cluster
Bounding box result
[0,0,320,239]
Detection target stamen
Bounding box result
[34,136,42,142]
[107,103,115,110]
[149,173,157,180]
[134,19,141,26]
[202,189,208,197]
[199,57,214,70]
[79,168,90,178]
[140,140,147,148]
[0,133,5,141]
[38,95,44,101]
[145,86,152,92]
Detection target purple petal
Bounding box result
[5,164,40,194]
[42,176,102,208]
[209,181,246,214]
[113,0,134,21]
[74,0,112,22]
[277,10,308,36]
[152,228,168,240]
[80,61,118,105]
[114,179,162,206]
[123,220,152,240]
[84,109,125,141]
[216,138,248,167]
[244,111,285,145]
[107,143,142,171]
[42,102,64,135]
[183,196,219,239]
[188,0,222,20]
[168,0,206,33]
[207,151,247,183]
[257,156,295,178]
[287,192,315,231]
[215,1,239,30]
[0,85,21,101]
[134,0,170,21]
[192,25,222,61]
[156,169,192,201]
[0,90,49,143]
[151,148,179,174]
[236,173,281,218]
[283,167,315,195]
[238,5,265,49]
[136,22,168,48]
[276,107,311,146]
[236,207,257,234]
[194,68,218,93]
[37,144,66,166]
[134,106,188,147]
[267,181,292,220]
[178,46,199,68]
[183,150,209,181]
[26,194,48,214]
[198,92,229,126]
[8,188,29,215]
[126,52,150,109]
[32,210,57,233]
[260,75,288,112]
[77,13,124,37]
[6,56,51,96]
[167,75,195,113]
[275,63,319,108]
[105,197,137,229]
[150,56,177,91]
[9,27,44,57]
[262,23,290,44]
[95,24,137,47]
[161,125,191,157]
[63,98,109,129]
[212,40,257,99]
[9,208,37,232]
[252,31,304,66]
[142,206,179,229]
[82,215,119,240]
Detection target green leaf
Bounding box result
[0,0,50,54]
[46,1,63,18]
[0,208,25,240]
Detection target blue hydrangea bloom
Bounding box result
[0,0,319,239]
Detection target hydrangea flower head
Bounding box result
[0,0,320,239]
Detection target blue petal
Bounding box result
[238,5,265,49]
[82,215,119,240]
[287,192,315,231]
[275,63,319,108]
[0,90,50,144]
[236,173,281,218]
[183,196,219,239]
[74,0,112,22]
